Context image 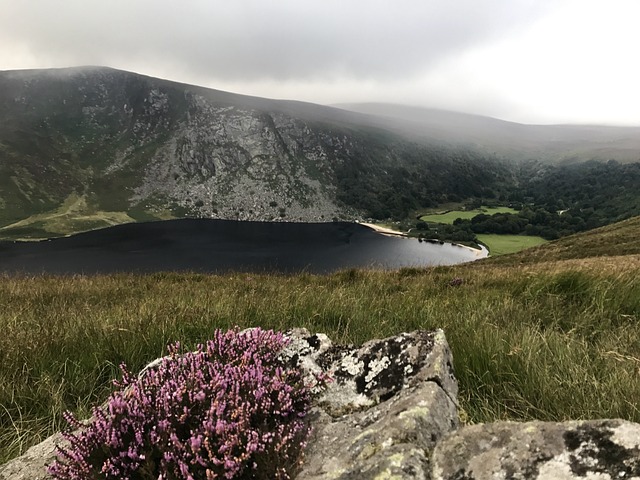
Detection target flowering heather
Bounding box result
[49,328,315,479]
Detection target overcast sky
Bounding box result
[1,0,639,125]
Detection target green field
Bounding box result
[487,216,640,264]
[477,234,548,256]
[0,194,137,240]
[420,206,518,224]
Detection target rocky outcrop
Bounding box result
[2,329,640,480]
[130,99,352,223]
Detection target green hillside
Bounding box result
[488,215,640,265]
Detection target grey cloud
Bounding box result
[0,0,553,82]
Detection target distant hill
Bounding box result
[335,103,640,164]
[0,67,512,238]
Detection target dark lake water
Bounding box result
[0,219,487,275]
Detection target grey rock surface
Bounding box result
[130,99,352,223]
[0,433,64,480]
[284,328,460,479]
[432,419,640,480]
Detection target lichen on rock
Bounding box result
[286,328,459,479]
[431,419,640,480]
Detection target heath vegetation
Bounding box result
[48,328,315,479]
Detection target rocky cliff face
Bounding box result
[0,67,353,225]
[129,91,352,222]
[2,329,639,480]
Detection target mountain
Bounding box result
[0,67,513,239]
[335,103,640,164]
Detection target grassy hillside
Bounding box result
[488,215,640,265]
[0,193,140,240]
[1,216,640,464]
[419,206,518,224]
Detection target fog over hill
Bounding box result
[335,103,640,164]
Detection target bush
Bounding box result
[49,328,315,480]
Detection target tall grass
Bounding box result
[1,258,639,463]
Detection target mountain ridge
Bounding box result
[1,66,639,242]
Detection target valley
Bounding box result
[2,67,638,247]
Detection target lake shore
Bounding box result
[360,222,487,258]
[358,222,407,237]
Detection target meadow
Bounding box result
[417,206,547,255]
[476,233,548,256]
[419,205,518,224]
[1,251,639,463]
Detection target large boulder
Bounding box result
[3,329,640,480]
[431,419,640,480]
[284,328,459,479]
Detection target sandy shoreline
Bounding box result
[359,222,407,236]
[359,222,487,257]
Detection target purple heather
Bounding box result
[49,327,320,479]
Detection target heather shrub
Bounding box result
[49,328,316,479]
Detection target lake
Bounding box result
[0,219,487,275]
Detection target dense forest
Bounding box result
[334,141,514,220]
[411,160,640,243]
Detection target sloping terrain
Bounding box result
[483,215,640,266]
[0,67,512,238]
